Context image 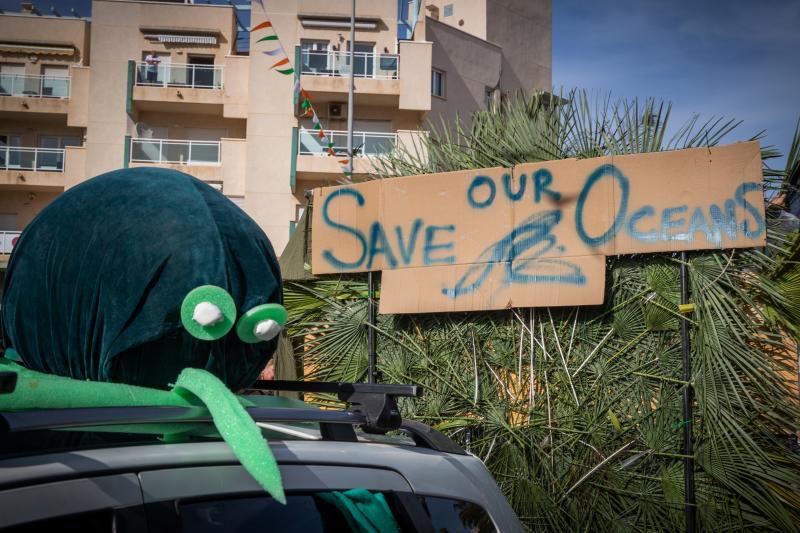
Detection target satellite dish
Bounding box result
[135,122,154,139]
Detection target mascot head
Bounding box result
[1,167,284,390]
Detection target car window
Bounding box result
[180,494,377,532]
[419,495,496,533]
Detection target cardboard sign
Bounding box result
[312,142,765,313]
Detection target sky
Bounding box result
[553,0,799,168]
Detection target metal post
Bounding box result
[347,0,355,180]
[367,271,377,384]
[680,251,696,533]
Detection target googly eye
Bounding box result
[180,285,236,340]
[235,303,288,344]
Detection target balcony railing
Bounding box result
[299,50,399,80]
[298,129,396,158]
[0,147,67,171]
[135,62,224,89]
[0,231,21,254]
[0,73,71,98]
[130,138,221,165]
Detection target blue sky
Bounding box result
[553,0,799,168]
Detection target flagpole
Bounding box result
[347,0,355,176]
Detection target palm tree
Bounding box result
[283,90,800,532]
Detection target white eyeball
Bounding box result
[253,319,281,341]
[193,301,224,326]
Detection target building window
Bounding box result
[443,3,454,17]
[431,69,445,98]
[300,40,330,73]
[485,87,495,109]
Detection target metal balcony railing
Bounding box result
[0,231,21,254]
[0,147,67,171]
[299,50,399,80]
[0,73,71,98]
[298,129,397,158]
[130,138,221,165]
[135,62,224,89]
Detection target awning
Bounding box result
[0,43,75,56]
[143,34,217,45]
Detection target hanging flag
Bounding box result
[250,20,272,32]
[252,11,351,180]
[262,47,286,57]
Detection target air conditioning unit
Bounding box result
[328,102,346,119]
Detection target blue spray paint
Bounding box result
[395,218,423,265]
[467,175,496,209]
[575,164,629,247]
[532,169,562,203]
[736,182,765,238]
[502,173,526,201]
[367,222,398,269]
[660,205,689,241]
[626,205,658,243]
[442,210,585,299]
[321,188,367,269]
[709,200,738,241]
[423,225,456,265]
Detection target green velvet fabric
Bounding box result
[1,167,282,391]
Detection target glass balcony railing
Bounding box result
[299,50,399,80]
[0,74,71,98]
[298,129,396,158]
[135,62,224,89]
[0,230,21,255]
[130,138,221,165]
[0,147,67,171]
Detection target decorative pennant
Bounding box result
[252,10,352,181]
[262,47,286,57]
[250,20,272,32]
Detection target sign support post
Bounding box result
[367,272,377,384]
[680,251,696,532]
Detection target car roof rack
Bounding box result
[0,376,466,455]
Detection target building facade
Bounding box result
[0,0,551,278]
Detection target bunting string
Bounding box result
[251,13,352,178]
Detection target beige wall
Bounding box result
[135,111,246,139]
[486,0,551,93]
[223,55,249,119]
[398,40,432,112]
[0,116,83,146]
[0,190,60,230]
[427,17,501,127]
[0,13,90,66]
[246,3,299,253]
[67,66,90,127]
[426,0,487,40]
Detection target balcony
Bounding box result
[298,48,401,105]
[134,62,224,89]
[299,50,399,80]
[1,147,68,172]
[298,129,396,158]
[128,138,246,193]
[130,138,221,166]
[0,73,71,98]
[0,145,84,189]
[0,230,21,255]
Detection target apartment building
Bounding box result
[0,0,551,282]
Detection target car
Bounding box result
[0,377,524,532]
